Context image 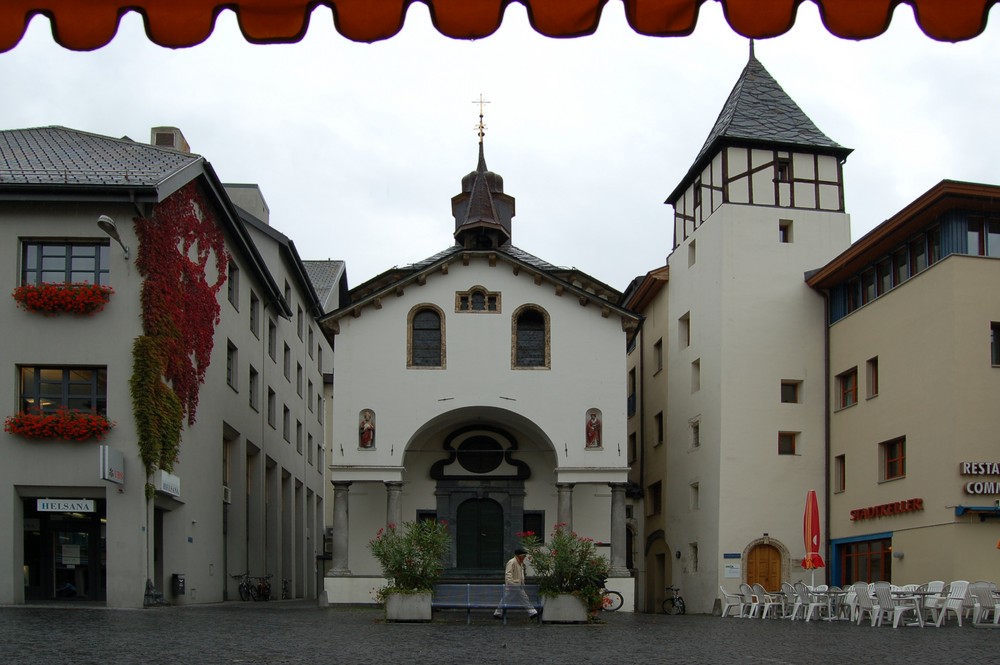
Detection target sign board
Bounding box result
[154,469,181,498]
[99,444,125,485]
[37,499,94,512]
[724,562,741,579]
[62,544,80,566]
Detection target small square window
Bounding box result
[688,239,697,267]
[778,432,797,455]
[781,381,800,404]
[776,157,791,182]
[654,412,664,445]
[691,358,701,393]
[654,339,663,372]
[834,454,846,493]
[779,219,793,243]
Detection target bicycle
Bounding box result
[232,571,259,602]
[256,574,273,601]
[600,587,624,611]
[662,585,686,615]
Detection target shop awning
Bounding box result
[1,0,996,53]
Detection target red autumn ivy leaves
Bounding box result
[135,182,228,426]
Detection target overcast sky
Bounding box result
[2,4,998,293]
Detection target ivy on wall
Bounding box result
[132,181,228,475]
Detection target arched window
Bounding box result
[513,306,549,368]
[408,305,444,368]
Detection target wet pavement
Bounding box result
[1,601,995,664]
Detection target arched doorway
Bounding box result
[456,498,504,570]
[746,543,782,591]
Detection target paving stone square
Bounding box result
[1,602,995,664]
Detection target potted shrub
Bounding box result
[519,524,611,623]
[368,520,450,622]
[12,282,114,315]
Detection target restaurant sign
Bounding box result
[850,498,923,522]
[960,461,1000,495]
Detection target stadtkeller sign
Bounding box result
[37,499,95,512]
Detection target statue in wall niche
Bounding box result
[585,409,602,449]
[359,409,376,449]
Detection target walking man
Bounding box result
[495,547,538,620]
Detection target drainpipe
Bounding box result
[820,289,832,585]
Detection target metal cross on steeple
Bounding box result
[472,94,490,143]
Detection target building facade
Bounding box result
[0,126,336,607]
[320,138,640,607]
[808,180,1000,586]
[627,50,853,613]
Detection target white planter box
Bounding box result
[385,591,432,622]
[541,593,588,623]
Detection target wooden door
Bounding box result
[746,544,781,592]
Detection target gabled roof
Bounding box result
[321,243,636,328]
[666,51,852,205]
[0,126,199,201]
[0,125,290,318]
[302,260,348,313]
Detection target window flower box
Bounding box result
[4,408,114,441]
[12,282,114,315]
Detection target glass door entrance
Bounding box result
[23,500,106,602]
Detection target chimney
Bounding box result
[150,126,190,153]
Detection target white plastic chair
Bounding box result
[853,581,879,626]
[968,581,1000,625]
[739,583,759,618]
[752,583,783,619]
[779,582,797,619]
[792,581,826,622]
[719,586,743,618]
[934,580,969,627]
[921,581,945,623]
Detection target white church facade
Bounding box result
[320,134,640,607]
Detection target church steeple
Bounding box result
[452,98,515,249]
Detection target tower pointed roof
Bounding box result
[452,130,515,249]
[667,49,852,204]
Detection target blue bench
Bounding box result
[432,583,542,624]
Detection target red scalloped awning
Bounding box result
[2,0,995,52]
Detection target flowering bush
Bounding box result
[12,282,113,315]
[519,524,611,613]
[368,520,451,599]
[4,408,114,441]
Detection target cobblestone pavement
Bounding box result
[1,601,996,665]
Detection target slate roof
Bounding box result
[0,126,199,188]
[667,51,851,204]
[303,260,346,311]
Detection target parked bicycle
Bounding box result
[662,585,686,615]
[256,573,272,601]
[601,587,624,611]
[232,571,259,602]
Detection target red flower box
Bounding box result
[12,282,114,315]
[4,408,114,441]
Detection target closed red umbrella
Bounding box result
[802,490,825,586]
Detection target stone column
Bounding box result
[385,481,403,528]
[330,481,352,576]
[608,482,629,576]
[556,483,575,531]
